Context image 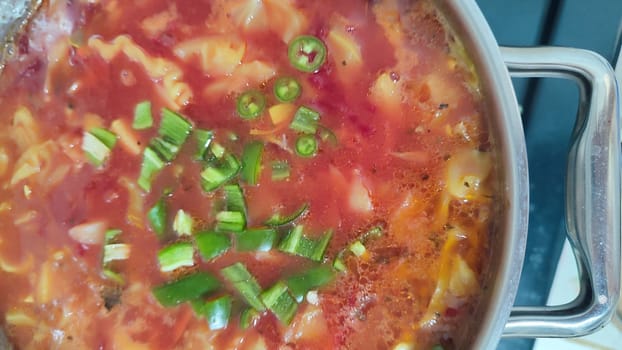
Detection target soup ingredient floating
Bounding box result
[0,0,498,349]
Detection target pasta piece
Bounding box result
[204,61,276,98]
[141,4,178,39]
[0,254,33,274]
[326,15,363,82]
[445,149,492,199]
[264,0,308,43]
[119,177,145,229]
[283,304,329,344]
[174,35,246,76]
[68,220,107,245]
[228,0,269,31]
[88,35,192,109]
[10,140,70,189]
[369,72,403,116]
[349,169,373,214]
[0,147,10,179]
[110,118,142,156]
[5,310,37,327]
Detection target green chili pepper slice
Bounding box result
[273,77,302,102]
[236,90,266,119]
[288,35,327,73]
[295,134,318,158]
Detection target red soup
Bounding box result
[0,0,499,349]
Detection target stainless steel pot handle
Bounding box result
[500,47,621,338]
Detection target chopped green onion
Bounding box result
[295,135,318,157]
[240,307,259,329]
[152,271,221,307]
[104,228,122,243]
[82,128,117,167]
[273,76,302,102]
[173,209,194,236]
[260,281,298,325]
[200,154,241,192]
[361,224,385,242]
[236,90,266,120]
[194,129,214,160]
[159,108,192,146]
[290,106,320,134]
[319,124,338,146]
[265,202,309,227]
[286,265,334,302]
[193,295,232,330]
[220,263,265,311]
[235,228,277,252]
[223,184,247,214]
[147,198,167,238]
[133,101,153,129]
[349,240,366,257]
[150,136,180,162]
[103,243,131,264]
[157,242,195,272]
[278,225,305,254]
[215,211,246,232]
[332,254,347,272]
[196,231,231,261]
[288,35,327,73]
[209,142,226,160]
[310,230,332,262]
[137,147,166,192]
[102,268,125,284]
[240,141,264,185]
[271,160,290,181]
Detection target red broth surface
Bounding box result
[0,0,499,349]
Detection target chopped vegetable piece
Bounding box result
[103,243,131,264]
[278,225,304,254]
[223,184,247,214]
[193,295,232,330]
[310,230,332,262]
[150,136,180,162]
[240,141,264,185]
[221,263,265,311]
[215,211,246,232]
[173,209,194,236]
[349,240,366,257]
[273,76,302,102]
[159,108,193,146]
[288,35,327,73]
[239,307,259,329]
[271,160,290,181]
[200,154,241,192]
[204,295,232,330]
[236,90,266,120]
[194,129,214,160]
[102,268,125,285]
[361,224,385,242]
[133,101,153,129]
[332,254,347,272]
[82,128,118,167]
[104,229,122,243]
[196,231,231,261]
[260,281,298,325]
[430,345,444,350]
[319,124,339,146]
[137,147,166,192]
[295,135,318,157]
[209,142,226,160]
[286,265,334,302]
[236,228,277,252]
[157,242,195,272]
[290,106,320,134]
[152,271,221,307]
[147,198,167,238]
[265,202,309,226]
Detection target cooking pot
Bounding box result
[0,0,619,349]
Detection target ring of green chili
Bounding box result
[236,90,266,120]
[273,77,302,102]
[295,134,318,157]
[288,35,327,73]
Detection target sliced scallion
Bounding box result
[201,154,241,192]
[147,198,167,238]
[236,90,266,120]
[279,225,332,261]
[310,230,332,262]
[286,265,334,302]
[273,76,302,103]
[102,268,125,284]
[196,231,231,261]
[103,243,131,264]
[152,271,221,307]
[240,141,264,185]
[104,228,122,243]
[137,147,166,192]
[265,202,309,227]
[215,211,246,232]
[290,106,320,134]
[173,209,194,236]
[194,129,214,160]
[271,160,290,181]
[193,295,233,330]
[240,307,259,329]
[133,101,153,130]
[223,184,246,214]
[157,242,195,272]
[278,225,304,254]
[159,108,192,146]
[150,136,180,162]
[260,281,298,325]
[82,128,117,167]
[220,263,265,311]
[349,240,366,257]
[235,228,277,252]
